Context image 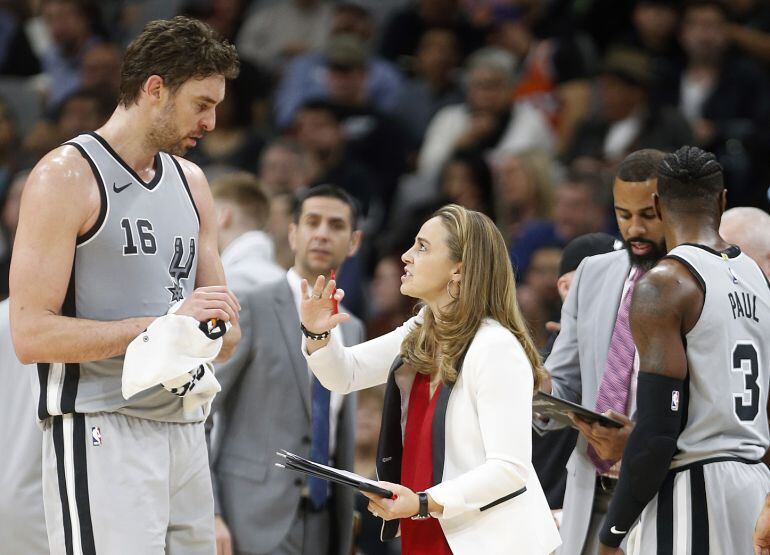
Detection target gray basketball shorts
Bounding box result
[41,412,215,554]
[627,458,770,555]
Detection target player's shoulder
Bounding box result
[634,260,702,311]
[171,155,212,207]
[32,144,93,178]
[26,144,96,196]
[171,155,206,187]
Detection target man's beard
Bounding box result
[146,101,194,156]
[624,236,667,270]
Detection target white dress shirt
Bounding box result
[220,230,285,293]
[603,111,643,160]
[286,268,344,455]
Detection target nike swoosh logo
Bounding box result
[113,182,131,193]
[610,526,627,535]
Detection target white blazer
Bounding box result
[304,314,561,555]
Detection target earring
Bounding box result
[446,280,460,300]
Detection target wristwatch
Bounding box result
[411,491,430,520]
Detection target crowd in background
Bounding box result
[0,0,769,552]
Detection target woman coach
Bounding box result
[299,205,561,554]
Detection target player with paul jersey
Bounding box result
[599,146,770,555]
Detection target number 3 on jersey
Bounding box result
[732,341,761,422]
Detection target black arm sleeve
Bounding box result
[599,372,685,547]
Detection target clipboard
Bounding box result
[275,450,395,498]
[533,391,624,428]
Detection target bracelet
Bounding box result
[301,323,330,341]
[410,491,430,520]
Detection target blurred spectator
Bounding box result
[185,76,265,173]
[657,0,770,207]
[523,244,563,324]
[318,35,409,212]
[725,0,770,67]
[392,27,464,147]
[210,171,285,295]
[181,0,249,42]
[113,0,185,48]
[267,192,295,270]
[0,98,18,193]
[418,47,554,179]
[39,0,102,110]
[551,173,611,245]
[575,0,634,55]
[21,88,111,163]
[378,0,485,65]
[365,254,415,339]
[293,99,377,222]
[0,2,40,76]
[274,3,405,129]
[516,278,550,349]
[515,235,560,354]
[79,42,122,102]
[619,0,682,63]
[492,149,554,240]
[382,151,494,256]
[0,169,27,299]
[258,138,309,197]
[720,207,770,276]
[354,385,385,478]
[510,171,610,278]
[563,47,692,168]
[489,3,594,154]
[235,0,333,72]
[438,150,495,216]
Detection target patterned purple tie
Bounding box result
[589,267,643,474]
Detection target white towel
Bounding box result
[163,362,221,418]
[122,313,224,416]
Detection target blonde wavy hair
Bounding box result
[400,204,545,390]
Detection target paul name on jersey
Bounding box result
[728,291,759,323]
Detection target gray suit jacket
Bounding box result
[209,278,365,555]
[538,249,631,554]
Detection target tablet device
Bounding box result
[533,391,624,428]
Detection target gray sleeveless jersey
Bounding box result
[37,132,203,423]
[667,243,770,467]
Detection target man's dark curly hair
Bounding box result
[657,145,723,206]
[119,16,239,107]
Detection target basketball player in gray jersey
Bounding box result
[10,17,241,555]
[599,145,770,555]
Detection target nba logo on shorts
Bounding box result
[91,426,102,446]
[671,391,680,411]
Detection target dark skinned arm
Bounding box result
[598,259,703,555]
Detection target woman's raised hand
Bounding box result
[300,275,349,334]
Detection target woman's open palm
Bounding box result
[300,275,349,333]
